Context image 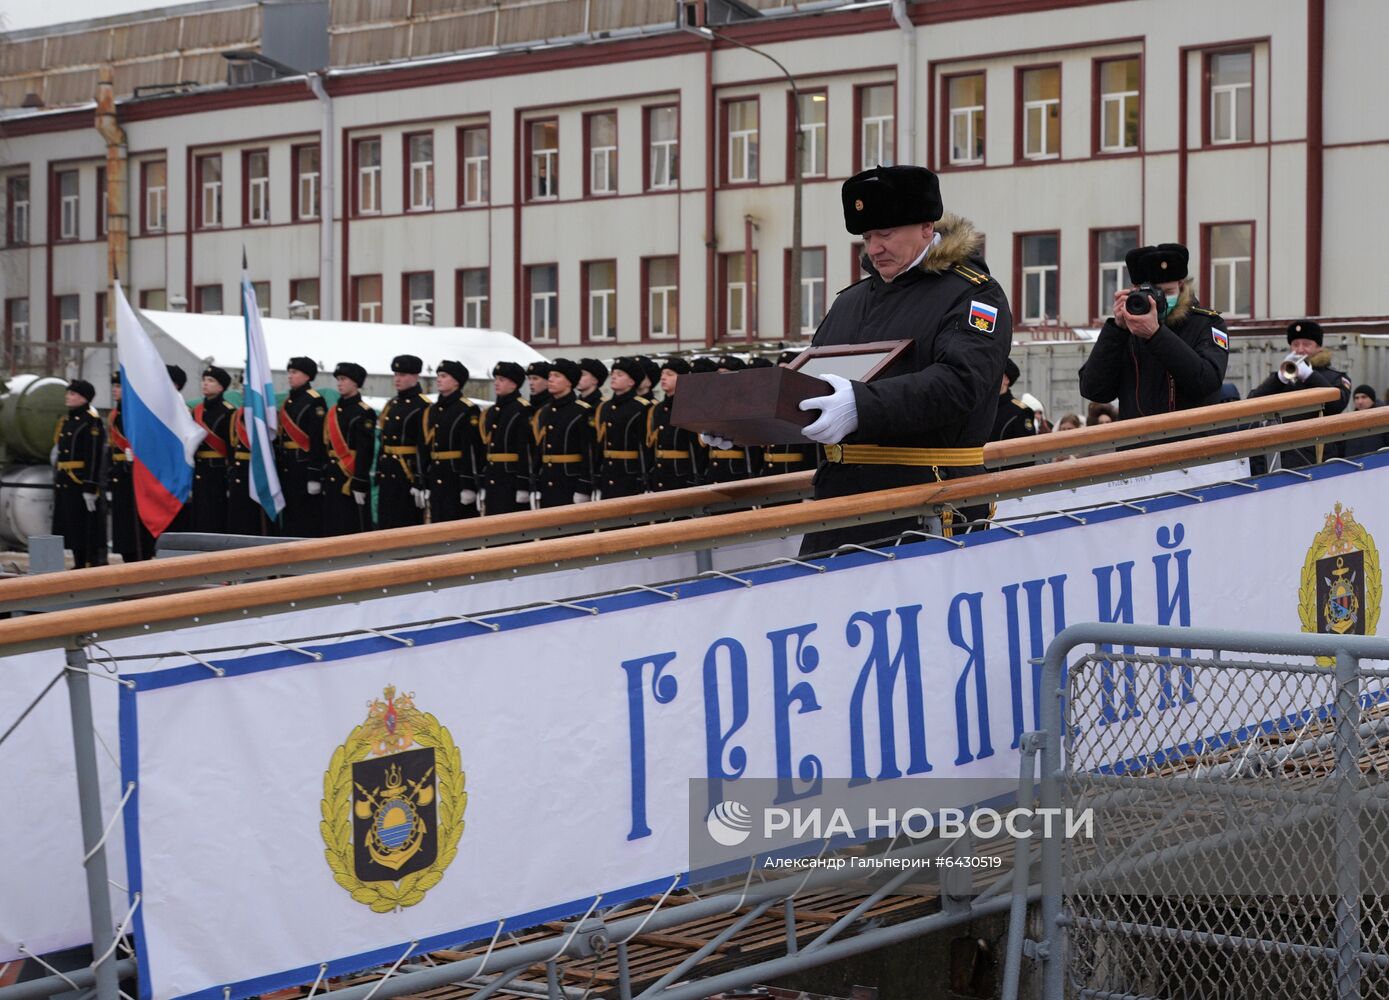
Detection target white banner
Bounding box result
[115,456,1389,1000]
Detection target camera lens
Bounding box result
[1125,290,1151,315]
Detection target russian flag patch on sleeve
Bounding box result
[1212,328,1229,350]
[968,300,999,334]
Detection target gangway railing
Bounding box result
[0,405,1385,652]
[0,387,1351,614]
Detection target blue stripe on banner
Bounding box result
[120,368,193,504]
[119,681,155,1000]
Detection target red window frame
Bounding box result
[241,147,270,226]
[524,118,560,202]
[852,81,897,174]
[454,268,490,327]
[94,290,106,342]
[579,258,618,344]
[403,131,434,213]
[1012,229,1062,326]
[52,167,79,243]
[350,273,384,323]
[717,250,759,341]
[582,110,619,198]
[95,166,107,237]
[1200,219,1258,318]
[4,175,29,245]
[194,284,224,314]
[786,87,828,181]
[642,103,680,192]
[194,153,222,230]
[938,71,987,171]
[719,96,760,187]
[455,124,490,207]
[783,245,828,337]
[140,160,166,234]
[522,263,560,344]
[350,136,382,217]
[291,143,319,222]
[640,255,679,342]
[1014,63,1063,164]
[849,241,867,283]
[1088,226,1140,324]
[401,271,434,325]
[1091,55,1143,157]
[1201,46,1256,148]
[289,278,320,318]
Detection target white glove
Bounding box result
[352,490,367,506]
[460,488,477,505]
[592,489,603,502]
[410,487,428,509]
[1295,358,1313,382]
[517,490,531,505]
[104,491,113,503]
[529,491,542,510]
[573,492,592,504]
[798,373,860,445]
[307,480,322,496]
[83,493,98,513]
[124,448,133,461]
[699,432,734,450]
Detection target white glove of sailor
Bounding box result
[572,492,592,504]
[798,373,860,444]
[410,487,429,509]
[307,480,322,496]
[517,489,532,505]
[460,488,478,506]
[352,489,367,507]
[83,492,98,513]
[699,432,735,450]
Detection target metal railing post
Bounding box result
[1334,649,1363,1000]
[64,641,120,1000]
[1038,636,1073,1000]
[1001,730,1043,1000]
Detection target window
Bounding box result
[529,120,559,200]
[791,248,826,336]
[197,155,222,228]
[95,291,106,341]
[404,272,434,325]
[851,241,868,281]
[353,274,382,323]
[57,170,79,240]
[583,260,617,341]
[946,74,985,166]
[1093,228,1139,320]
[294,145,320,220]
[1097,57,1140,153]
[6,175,30,245]
[245,149,270,225]
[142,161,166,233]
[724,99,759,184]
[1017,232,1060,324]
[140,289,166,310]
[96,166,108,237]
[643,257,678,339]
[721,252,757,339]
[354,138,381,215]
[459,127,489,206]
[252,281,270,317]
[857,84,894,170]
[793,91,827,178]
[56,295,80,341]
[407,133,434,211]
[1206,222,1253,317]
[196,284,224,314]
[457,268,489,328]
[289,278,320,319]
[1208,50,1253,145]
[1020,66,1061,160]
[586,112,617,196]
[646,105,678,190]
[5,299,30,357]
[525,264,558,343]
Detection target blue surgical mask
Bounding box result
[1165,294,1180,311]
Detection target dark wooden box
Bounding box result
[670,367,831,445]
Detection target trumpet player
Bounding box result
[1249,320,1351,468]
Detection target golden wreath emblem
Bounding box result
[1299,503,1381,664]
[321,686,466,912]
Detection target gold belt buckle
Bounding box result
[824,443,843,463]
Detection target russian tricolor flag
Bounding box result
[114,281,205,537]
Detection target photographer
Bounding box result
[1248,320,1350,468]
[1079,243,1228,419]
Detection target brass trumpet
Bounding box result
[1280,352,1304,379]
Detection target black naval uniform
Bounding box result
[323,393,377,535]
[425,390,484,522]
[481,390,534,515]
[107,404,154,561]
[705,442,761,483]
[52,403,107,568]
[536,391,595,508]
[761,441,816,476]
[227,409,275,536]
[1249,347,1351,469]
[277,384,327,537]
[647,395,706,492]
[595,389,652,499]
[989,391,1037,469]
[1078,295,1229,420]
[377,383,430,529]
[190,395,234,533]
[802,213,1013,555]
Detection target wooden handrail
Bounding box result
[1,406,1385,654]
[984,386,1338,465]
[0,386,1345,610]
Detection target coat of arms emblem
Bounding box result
[1300,503,1381,648]
[321,686,466,911]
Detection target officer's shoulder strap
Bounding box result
[307,388,322,398]
[419,394,434,404]
[950,263,992,286]
[635,396,653,407]
[358,400,372,411]
[1191,306,1222,318]
[518,397,531,408]
[1010,397,1030,410]
[87,406,100,418]
[576,400,592,410]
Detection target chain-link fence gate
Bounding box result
[1032,625,1389,1000]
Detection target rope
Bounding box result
[85,781,136,863]
[0,669,64,748]
[91,892,141,969]
[305,963,329,1000]
[542,895,603,963]
[361,941,417,1000]
[612,875,681,945]
[17,946,80,992]
[472,919,506,978]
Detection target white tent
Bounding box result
[138,310,547,400]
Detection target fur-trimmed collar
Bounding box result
[916,213,986,274]
[1307,348,1334,370]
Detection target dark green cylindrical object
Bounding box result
[0,374,69,462]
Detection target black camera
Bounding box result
[1125,284,1168,321]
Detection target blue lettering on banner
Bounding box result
[769,624,824,805]
[703,638,749,816]
[847,606,933,786]
[1093,560,1138,724]
[621,651,679,841]
[1003,575,1068,749]
[1152,524,1196,710]
[949,591,994,766]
